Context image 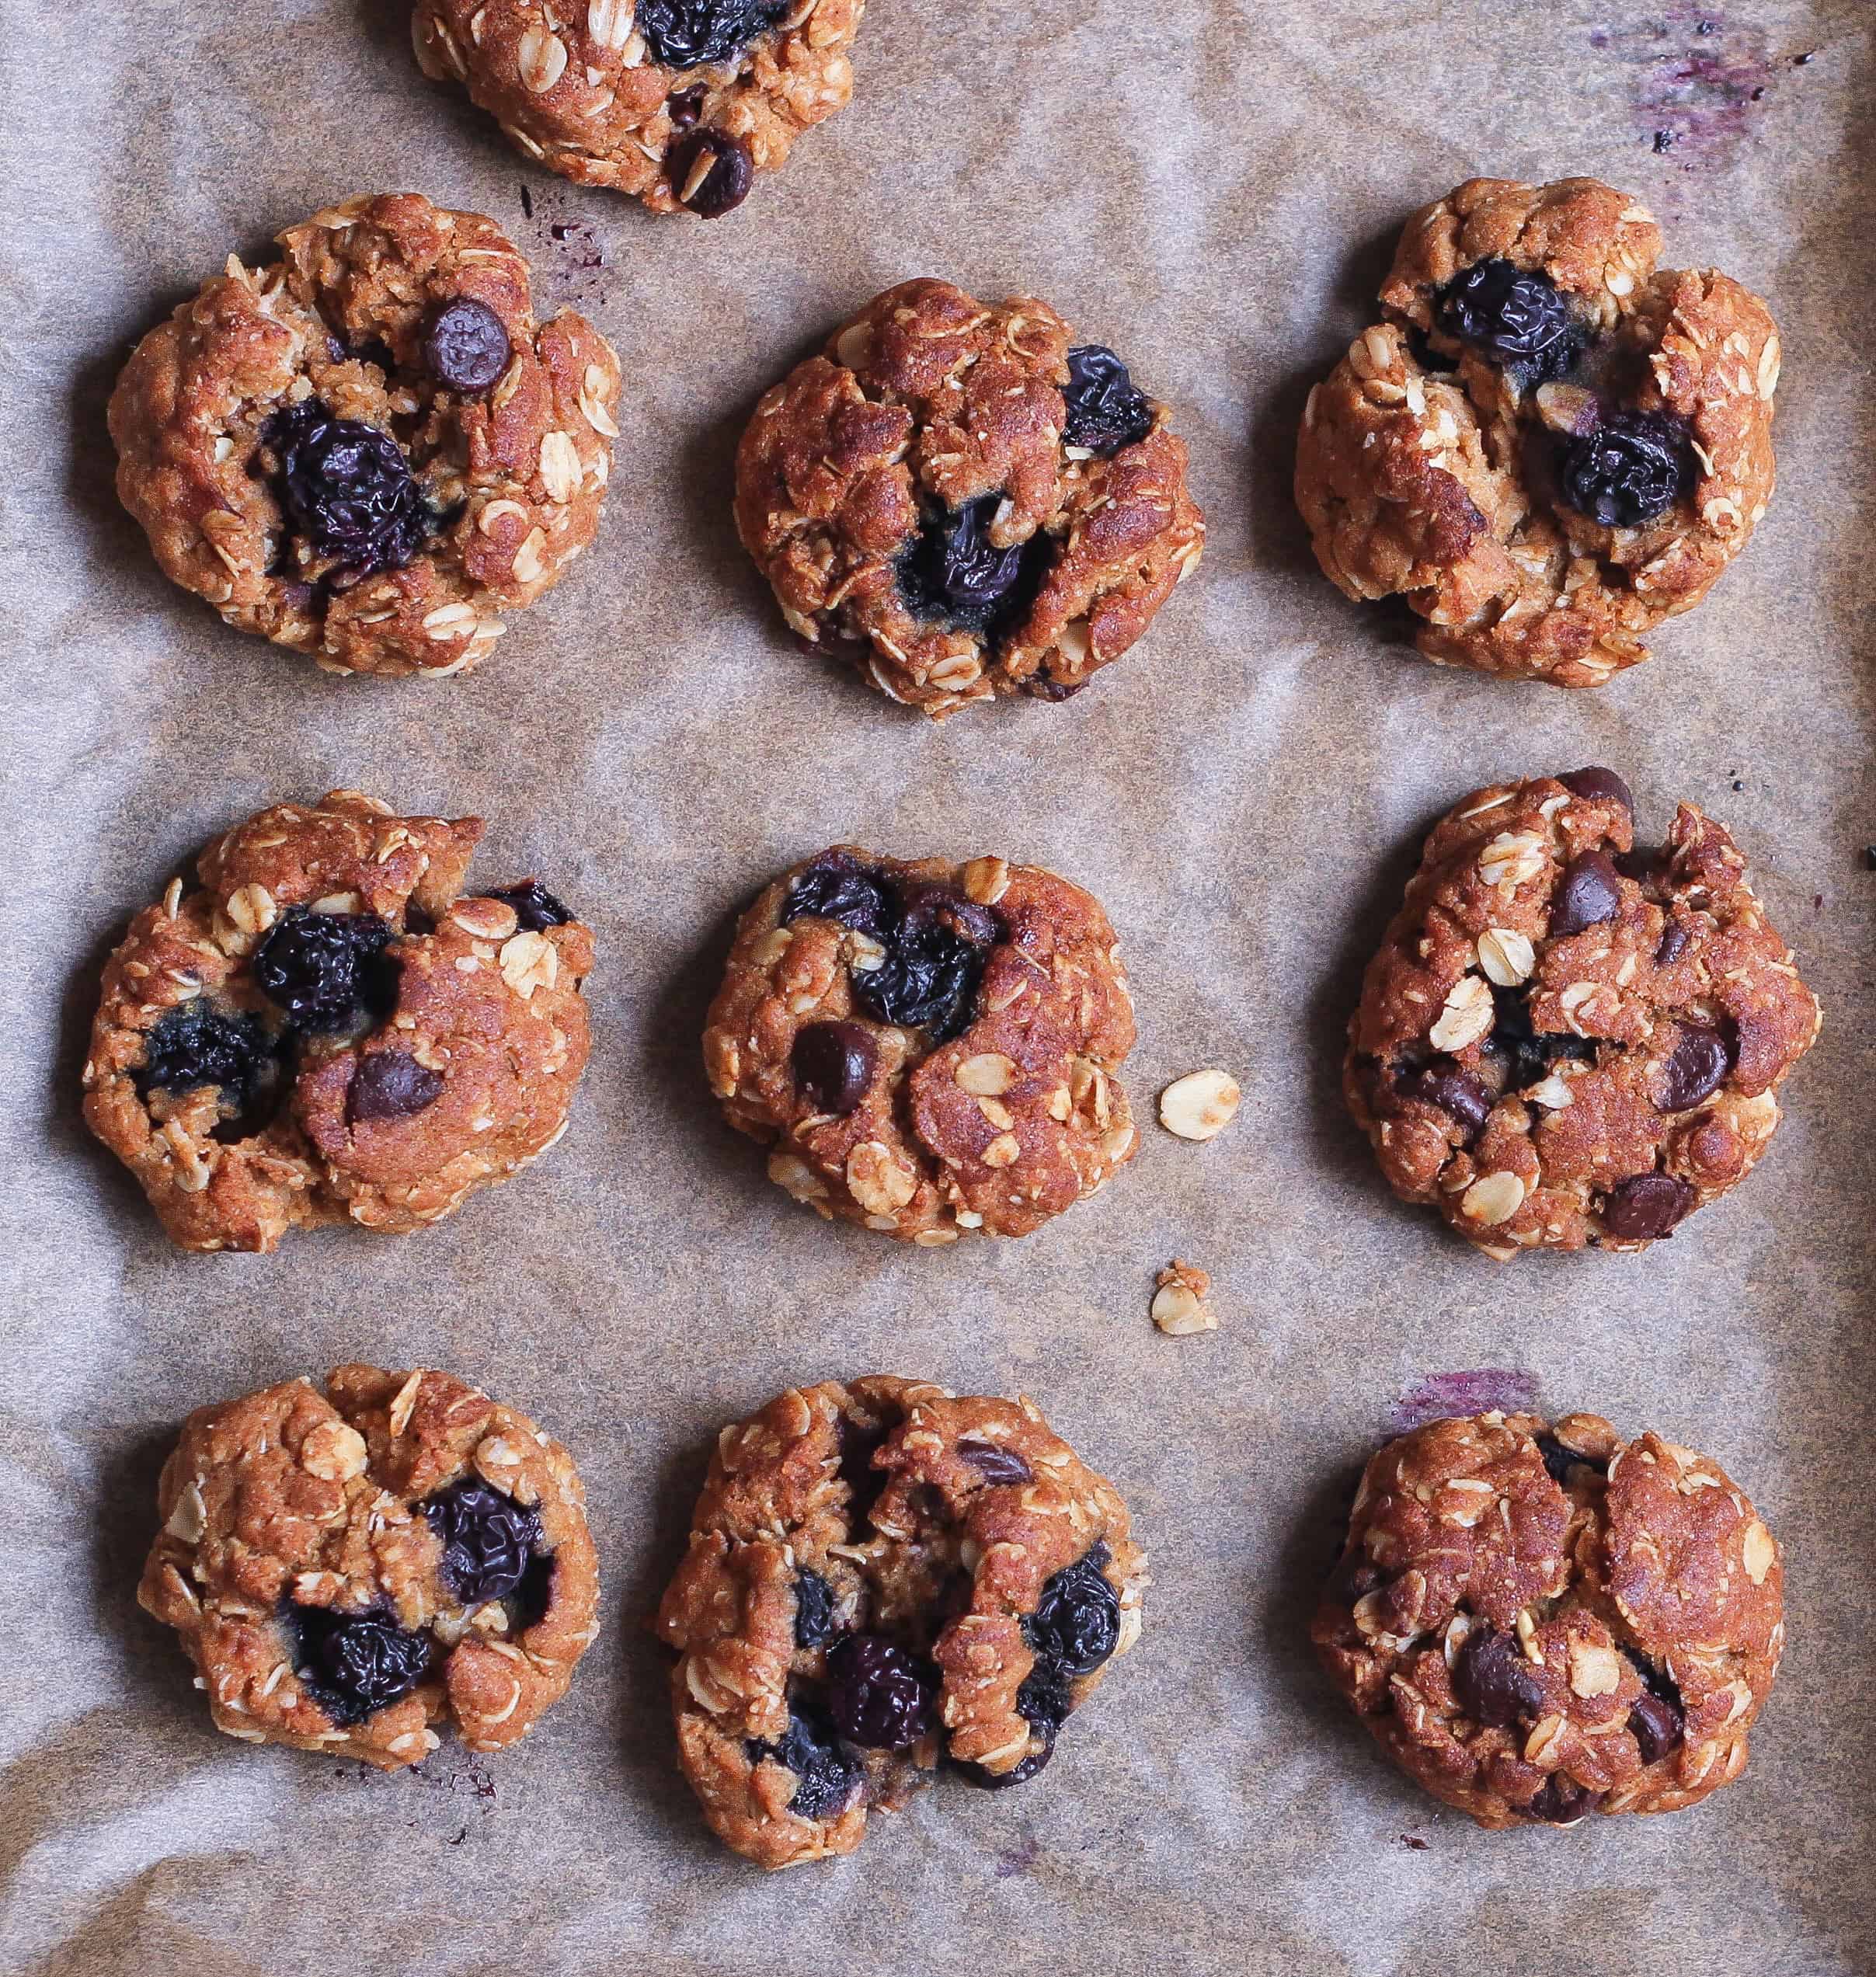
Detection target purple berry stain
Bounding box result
[1386,1369,1540,1437]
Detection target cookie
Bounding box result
[655,1377,1147,1867]
[1312,1410,1784,1826]
[413,0,863,218]
[734,279,1206,715]
[1296,176,1778,684]
[1345,771,1819,1256]
[83,790,594,1253]
[109,193,620,679]
[702,846,1137,1241]
[140,1365,600,1767]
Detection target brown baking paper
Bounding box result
[5,1,1874,1971]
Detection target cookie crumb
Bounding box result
[1152,1261,1217,1335]
[1157,1069,1241,1141]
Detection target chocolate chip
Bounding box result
[423,298,512,394]
[348,1050,445,1123]
[1601,1172,1697,1241]
[959,1439,1033,1486]
[666,85,705,129]
[1629,1688,1685,1763]
[669,130,753,218]
[1550,849,1624,938]
[1558,766,1633,812]
[1535,1434,1606,1488]
[1654,1022,1732,1112]
[792,1021,877,1116]
[1451,1623,1544,1728]
[1397,1064,1492,1140]
[1517,1773,1599,1824]
[1654,920,1691,967]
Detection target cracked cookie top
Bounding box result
[83,789,594,1254]
[140,1365,600,1768]
[734,278,1206,716]
[1295,176,1779,684]
[1312,1410,1784,1827]
[108,193,620,679]
[655,1376,1147,1867]
[1345,771,1819,1257]
[414,0,864,218]
[703,846,1137,1241]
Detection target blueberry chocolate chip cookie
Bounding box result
[734,280,1206,715]
[1296,176,1780,684]
[83,790,593,1253]
[655,1377,1146,1867]
[413,0,862,218]
[703,847,1137,1240]
[140,1365,600,1766]
[109,193,620,678]
[1312,1410,1784,1826]
[1345,771,1819,1256]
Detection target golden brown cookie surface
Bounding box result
[83,791,594,1253]
[109,193,620,678]
[735,279,1206,715]
[140,1365,600,1767]
[703,846,1137,1240]
[1313,1411,1784,1826]
[655,1377,1147,1867]
[1345,771,1819,1256]
[1296,176,1778,684]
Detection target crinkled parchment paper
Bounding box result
[2,2,1873,1972]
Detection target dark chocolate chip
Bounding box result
[1629,1687,1685,1763]
[347,1050,445,1124]
[1517,1773,1599,1824]
[1451,1623,1544,1728]
[1601,1172,1697,1241]
[423,298,511,394]
[1654,1022,1732,1112]
[1397,1064,1492,1140]
[666,85,705,128]
[1558,767,1634,812]
[958,1439,1033,1486]
[1550,849,1624,938]
[669,130,753,218]
[791,1020,877,1116]
[1654,921,1692,967]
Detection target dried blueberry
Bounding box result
[1024,1542,1119,1679]
[1397,1063,1492,1140]
[792,1020,877,1116]
[1654,1022,1732,1112]
[264,398,432,576]
[837,1413,889,1519]
[824,1634,935,1749]
[251,909,396,1033]
[347,1050,444,1124]
[896,494,1046,634]
[854,912,987,1041]
[1517,1773,1599,1824]
[1559,766,1634,813]
[636,0,782,68]
[1601,1172,1697,1241]
[1551,849,1624,938]
[1436,259,1583,383]
[750,1709,863,1820]
[668,129,754,218]
[1485,984,1596,1092]
[423,298,511,394]
[134,1002,278,1109]
[287,1603,433,1725]
[422,1478,543,1606]
[1535,1434,1606,1488]
[793,1568,839,1649]
[1061,345,1154,455]
[1451,1623,1544,1728]
[781,853,896,941]
[486,880,576,931]
[959,1439,1033,1487]
[956,1657,1072,1787]
[1558,412,1691,527]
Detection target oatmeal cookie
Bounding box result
[140,1365,600,1766]
[734,279,1206,715]
[1296,176,1779,684]
[1313,1410,1784,1826]
[1345,770,1819,1256]
[655,1376,1147,1867]
[83,790,594,1253]
[414,0,862,218]
[702,846,1137,1241]
[109,193,620,678]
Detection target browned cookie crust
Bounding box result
[703,847,1137,1241]
[655,1377,1147,1867]
[140,1365,600,1767]
[1313,1411,1784,1827]
[1345,771,1819,1256]
[83,790,594,1254]
[734,279,1206,715]
[109,193,620,678]
[1296,176,1778,684]
[414,0,863,218]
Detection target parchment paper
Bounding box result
[4,2,1873,1972]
